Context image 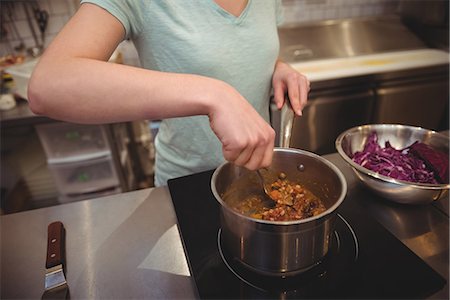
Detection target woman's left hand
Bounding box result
[272,60,310,116]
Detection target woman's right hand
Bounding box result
[207,81,275,170]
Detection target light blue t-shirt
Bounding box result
[80,0,283,186]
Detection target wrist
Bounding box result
[201,77,235,118]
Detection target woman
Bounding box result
[28,0,310,186]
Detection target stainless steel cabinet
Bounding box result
[373,74,449,131]
[282,86,375,154]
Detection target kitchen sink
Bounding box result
[278,15,427,62]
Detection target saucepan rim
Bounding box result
[211,147,348,226]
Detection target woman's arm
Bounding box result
[28,3,274,170]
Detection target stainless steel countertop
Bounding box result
[1,153,448,299]
[1,187,196,299]
[327,154,449,300]
[0,99,51,128]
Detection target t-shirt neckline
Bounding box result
[206,0,252,24]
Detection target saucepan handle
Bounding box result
[280,97,295,148]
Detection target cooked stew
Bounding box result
[226,172,326,221]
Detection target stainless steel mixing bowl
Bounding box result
[335,124,449,204]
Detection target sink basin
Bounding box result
[278,15,427,63]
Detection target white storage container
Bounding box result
[36,122,111,164]
[4,59,38,99]
[48,155,119,195]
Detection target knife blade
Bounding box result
[42,221,69,299]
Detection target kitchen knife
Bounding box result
[42,221,69,299]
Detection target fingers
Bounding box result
[286,73,301,115]
[286,72,310,116]
[222,125,275,170]
[272,81,286,110]
[272,61,310,116]
[208,81,275,171]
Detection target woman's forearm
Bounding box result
[28,57,224,124]
[29,55,275,170]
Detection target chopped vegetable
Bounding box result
[225,173,326,221]
[352,132,448,184]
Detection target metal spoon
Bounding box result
[256,169,275,207]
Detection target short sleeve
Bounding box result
[80,0,140,39]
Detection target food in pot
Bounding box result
[226,173,326,221]
[352,132,449,184]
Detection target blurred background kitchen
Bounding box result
[1,0,448,214]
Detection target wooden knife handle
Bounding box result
[46,221,65,269]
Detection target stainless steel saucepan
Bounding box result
[211,147,347,276]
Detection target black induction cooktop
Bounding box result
[168,170,446,299]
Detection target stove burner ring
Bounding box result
[217,214,359,292]
[217,228,274,292]
[338,213,359,261]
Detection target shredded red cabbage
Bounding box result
[410,142,449,183]
[352,132,448,184]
